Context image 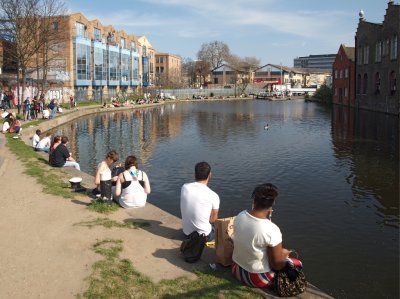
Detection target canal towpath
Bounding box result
[0,103,333,298]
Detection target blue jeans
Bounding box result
[207,225,215,241]
[64,161,80,171]
[37,147,49,153]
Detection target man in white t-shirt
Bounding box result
[180,161,220,240]
[32,129,41,148]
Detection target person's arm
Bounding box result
[95,162,105,186]
[115,173,124,197]
[267,243,291,270]
[142,172,151,194]
[209,209,219,223]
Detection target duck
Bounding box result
[264,124,269,130]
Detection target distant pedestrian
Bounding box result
[23,97,31,121]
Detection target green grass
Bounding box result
[6,135,76,198]
[80,239,261,299]
[74,217,150,229]
[87,200,120,214]
[21,119,46,129]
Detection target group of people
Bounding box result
[180,161,302,290]
[31,131,81,171]
[93,150,151,209]
[24,97,60,120]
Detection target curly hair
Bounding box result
[252,183,279,210]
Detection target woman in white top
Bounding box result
[94,150,119,194]
[115,155,151,208]
[231,183,303,289]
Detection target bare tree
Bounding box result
[34,0,67,96]
[0,0,65,113]
[197,40,230,70]
[195,60,210,87]
[181,57,197,87]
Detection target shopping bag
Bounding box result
[214,217,235,266]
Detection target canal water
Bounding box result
[53,100,399,298]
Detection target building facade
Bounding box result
[137,36,155,88]
[254,64,330,88]
[332,44,355,107]
[24,13,158,101]
[155,53,182,87]
[294,54,336,70]
[355,1,399,115]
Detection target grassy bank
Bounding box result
[5,133,119,214]
[79,239,260,299]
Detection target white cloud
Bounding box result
[140,0,354,39]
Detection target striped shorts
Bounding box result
[231,258,303,289]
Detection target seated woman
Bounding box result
[231,183,302,289]
[93,150,119,196]
[9,118,22,135]
[115,155,151,208]
[48,135,61,164]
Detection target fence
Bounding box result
[159,85,266,99]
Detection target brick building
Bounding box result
[355,1,399,115]
[155,53,182,87]
[332,45,355,107]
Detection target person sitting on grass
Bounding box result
[32,129,41,149]
[9,118,22,135]
[36,132,52,153]
[49,136,80,170]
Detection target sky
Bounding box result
[65,0,394,66]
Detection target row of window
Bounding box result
[75,43,141,83]
[334,68,349,79]
[355,71,397,96]
[357,35,398,65]
[75,22,140,53]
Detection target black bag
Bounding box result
[180,231,207,263]
[275,262,307,297]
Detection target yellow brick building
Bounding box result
[155,53,182,87]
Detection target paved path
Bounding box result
[0,105,333,298]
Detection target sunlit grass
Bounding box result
[79,239,260,299]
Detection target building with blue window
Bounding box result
[46,13,155,101]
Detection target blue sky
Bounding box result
[65,0,393,66]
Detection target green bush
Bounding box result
[313,84,332,103]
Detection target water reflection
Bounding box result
[331,105,399,228]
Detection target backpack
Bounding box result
[180,231,207,263]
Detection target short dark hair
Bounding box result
[195,161,211,181]
[36,129,41,135]
[61,136,69,144]
[252,183,279,210]
[106,150,119,162]
[124,155,138,170]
